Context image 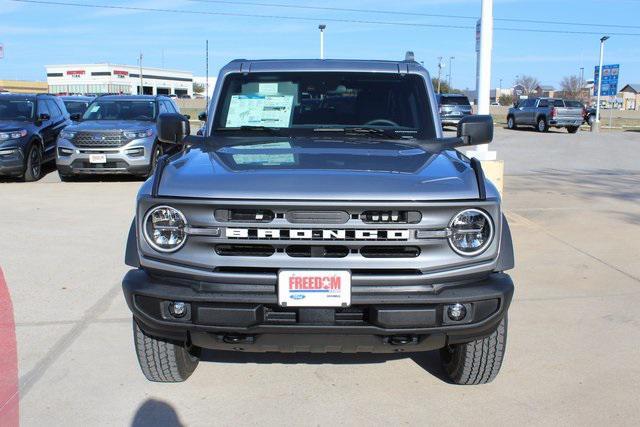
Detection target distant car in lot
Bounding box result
[437,93,472,128]
[0,93,71,181]
[59,96,94,120]
[507,98,584,133]
[56,94,184,180]
[491,101,500,106]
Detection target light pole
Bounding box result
[448,56,455,90]
[579,67,584,99]
[436,56,443,93]
[318,25,326,59]
[138,53,144,95]
[592,36,609,132]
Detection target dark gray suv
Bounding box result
[437,93,473,128]
[122,58,514,385]
[56,95,183,180]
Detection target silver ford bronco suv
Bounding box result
[122,58,515,385]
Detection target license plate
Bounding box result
[89,154,107,164]
[278,270,351,307]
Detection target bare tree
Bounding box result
[515,75,540,96]
[560,75,583,100]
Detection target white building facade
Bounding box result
[46,63,193,97]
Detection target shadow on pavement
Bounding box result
[201,349,452,383]
[131,399,184,427]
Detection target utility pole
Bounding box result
[318,25,326,59]
[205,40,209,112]
[579,67,584,100]
[436,56,443,93]
[138,52,144,95]
[448,56,455,90]
[592,36,610,132]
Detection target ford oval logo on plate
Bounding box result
[290,294,305,300]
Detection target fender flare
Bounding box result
[125,219,140,268]
[495,214,515,272]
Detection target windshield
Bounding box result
[440,96,470,106]
[564,100,583,108]
[214,72,435,138]
[64,100,90,116]
[81,100,157,121]
[0,99,35,121]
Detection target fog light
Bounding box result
[169,301,187,318]
[447,303,467,321]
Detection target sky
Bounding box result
[1,0,639,90]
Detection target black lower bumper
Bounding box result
[122,269,514,353]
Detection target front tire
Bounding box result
[22,143,43,182]
[507,115,517,130]
[145,143,163,178]
[133,319,200,382]
[440,317,507,385]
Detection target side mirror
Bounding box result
[38,113,51,122]
[70,113,82,121]
[157,113,190,144]
[457,115,493,145]
[198,111,207,122]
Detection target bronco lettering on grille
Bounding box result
[226,228,410,240]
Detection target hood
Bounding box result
[0,121,31,132]
[157,136,482,201]
[65,120,155,132]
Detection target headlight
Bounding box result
[60,130,76,140]
[124,128,154,139]
[0,129,27,140]
[143,206,188,252]
[448,209,494,256]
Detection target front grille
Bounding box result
[72,132,128,148]
[71,160,129,169]
[360,246,421,258]
[286,245,349,258]
[361,210,421,224]
[215,209,274,223]
[215,244,275,257]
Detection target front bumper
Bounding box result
[123,269,514,353]
[56,136,154,175]
[0,147,25,176]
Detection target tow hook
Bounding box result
[221,334,255,345]
[387,335,418,346]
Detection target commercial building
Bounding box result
[45,63,193,97]
[0,79,48,94]
[619,84,640,110]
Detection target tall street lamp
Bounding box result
[592,35,609,132]
[448,56,455,89]
[318,25,326,59]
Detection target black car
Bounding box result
[0,93,71,181]
[60,96,94,120]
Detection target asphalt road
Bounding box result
[2,127,640,426]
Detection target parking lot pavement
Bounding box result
[1,128,639,426]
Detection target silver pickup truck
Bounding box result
[507,98,584,133]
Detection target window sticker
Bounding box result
[226,94,294,128]
[228,142,295,166]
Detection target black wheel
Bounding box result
[440,317,507,385]
[133,319,200,383]
[506,115,517,130]
[536,117,548,132]
[567,126,579,134]
[22,143,43,182]
[145,144,163,178]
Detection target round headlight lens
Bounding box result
[143,206,188,252]
[448,209,494,256]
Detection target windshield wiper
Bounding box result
[216,126,282,135]
[313,127,406,140]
